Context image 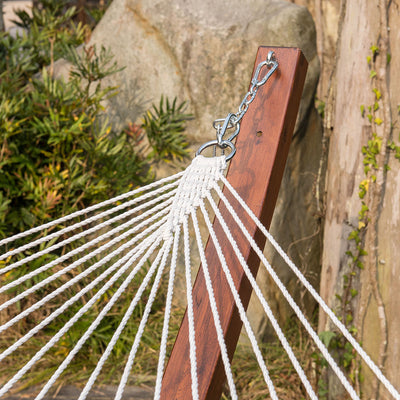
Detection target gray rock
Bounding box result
[90,0,319,142]
[89,0,322,339]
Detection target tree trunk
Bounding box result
[318,0,400,398]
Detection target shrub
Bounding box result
[0,0,191,388]
[0,0,192,238]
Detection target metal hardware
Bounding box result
[196,139,236,161]
[196,50,278,160]
[216,113,239,145]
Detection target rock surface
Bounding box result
[90,0,319,142]
[90,0,322,339]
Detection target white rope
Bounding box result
[155,155,229,398]
[0,213,167,329]
[0,233,163,397]
[164,155,226,233]
[34,233,164,400]
[220,174,400,400]
[114,238,174,400]
[183,216,199,400]
[191,209,238,400]
[0,201,172,294]
[1,154,399,400]
[154,227,180,400]
[0,226,164,362]
[0,187,177,273]
[0,170,184,248]
[205,191,318,400]
[214,181,360,399]
[58,239,172,400]
[199,201,279,400]
[0,233,162,393]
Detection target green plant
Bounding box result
[11,0,87,72]
[142,96,192,162]
[315,98,325,119]
[0,0,191,389]
[388,132,400,161]
[83,0,112,27]
[315,46,393,395]
[0,3,191,238]
[0,43,144,235]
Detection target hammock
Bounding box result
[0,47,399,400]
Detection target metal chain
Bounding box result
[196,51,278,161]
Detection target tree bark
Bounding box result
[318,0,400,398]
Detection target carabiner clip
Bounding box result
[251,51,278,88]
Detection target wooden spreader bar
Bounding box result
[160,46,308,400]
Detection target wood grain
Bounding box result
[160,46,308,400]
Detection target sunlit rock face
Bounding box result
[3,1,33,36]
[89,0,319,142]
[89,0,322,340]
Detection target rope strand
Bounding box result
[0,227,163,363]
[214,181,360,400]
[220,174,400,400]
[0,188,177,270]
[206,191,318,400]
[183,217,199,400]
[154,227,181,400]
[0,155,398,400]
[34,236,165,400]
[191,209,238,400]
[76,240,170,400]
[0,171,184,249]
[0,203,171,293]
[114,238,173,400]
[200,200,278,400]
[0,235,163,397]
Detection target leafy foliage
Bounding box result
[8,0,87,72]
[83,0,113,27]
[0,0,191,388]
[0,1,191,238]
[142,96,192,162]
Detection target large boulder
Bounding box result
[90,0,319,142]
[90,0,322,340]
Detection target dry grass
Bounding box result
[1,298,319,399]
[0,250,185,395]
[1,238,319,399]
[223,318,319,400]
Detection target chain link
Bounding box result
[196,51,279,161]
[232,50,278,126]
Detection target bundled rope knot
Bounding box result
[163,155,226,239]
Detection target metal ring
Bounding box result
[195,139,236,161]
